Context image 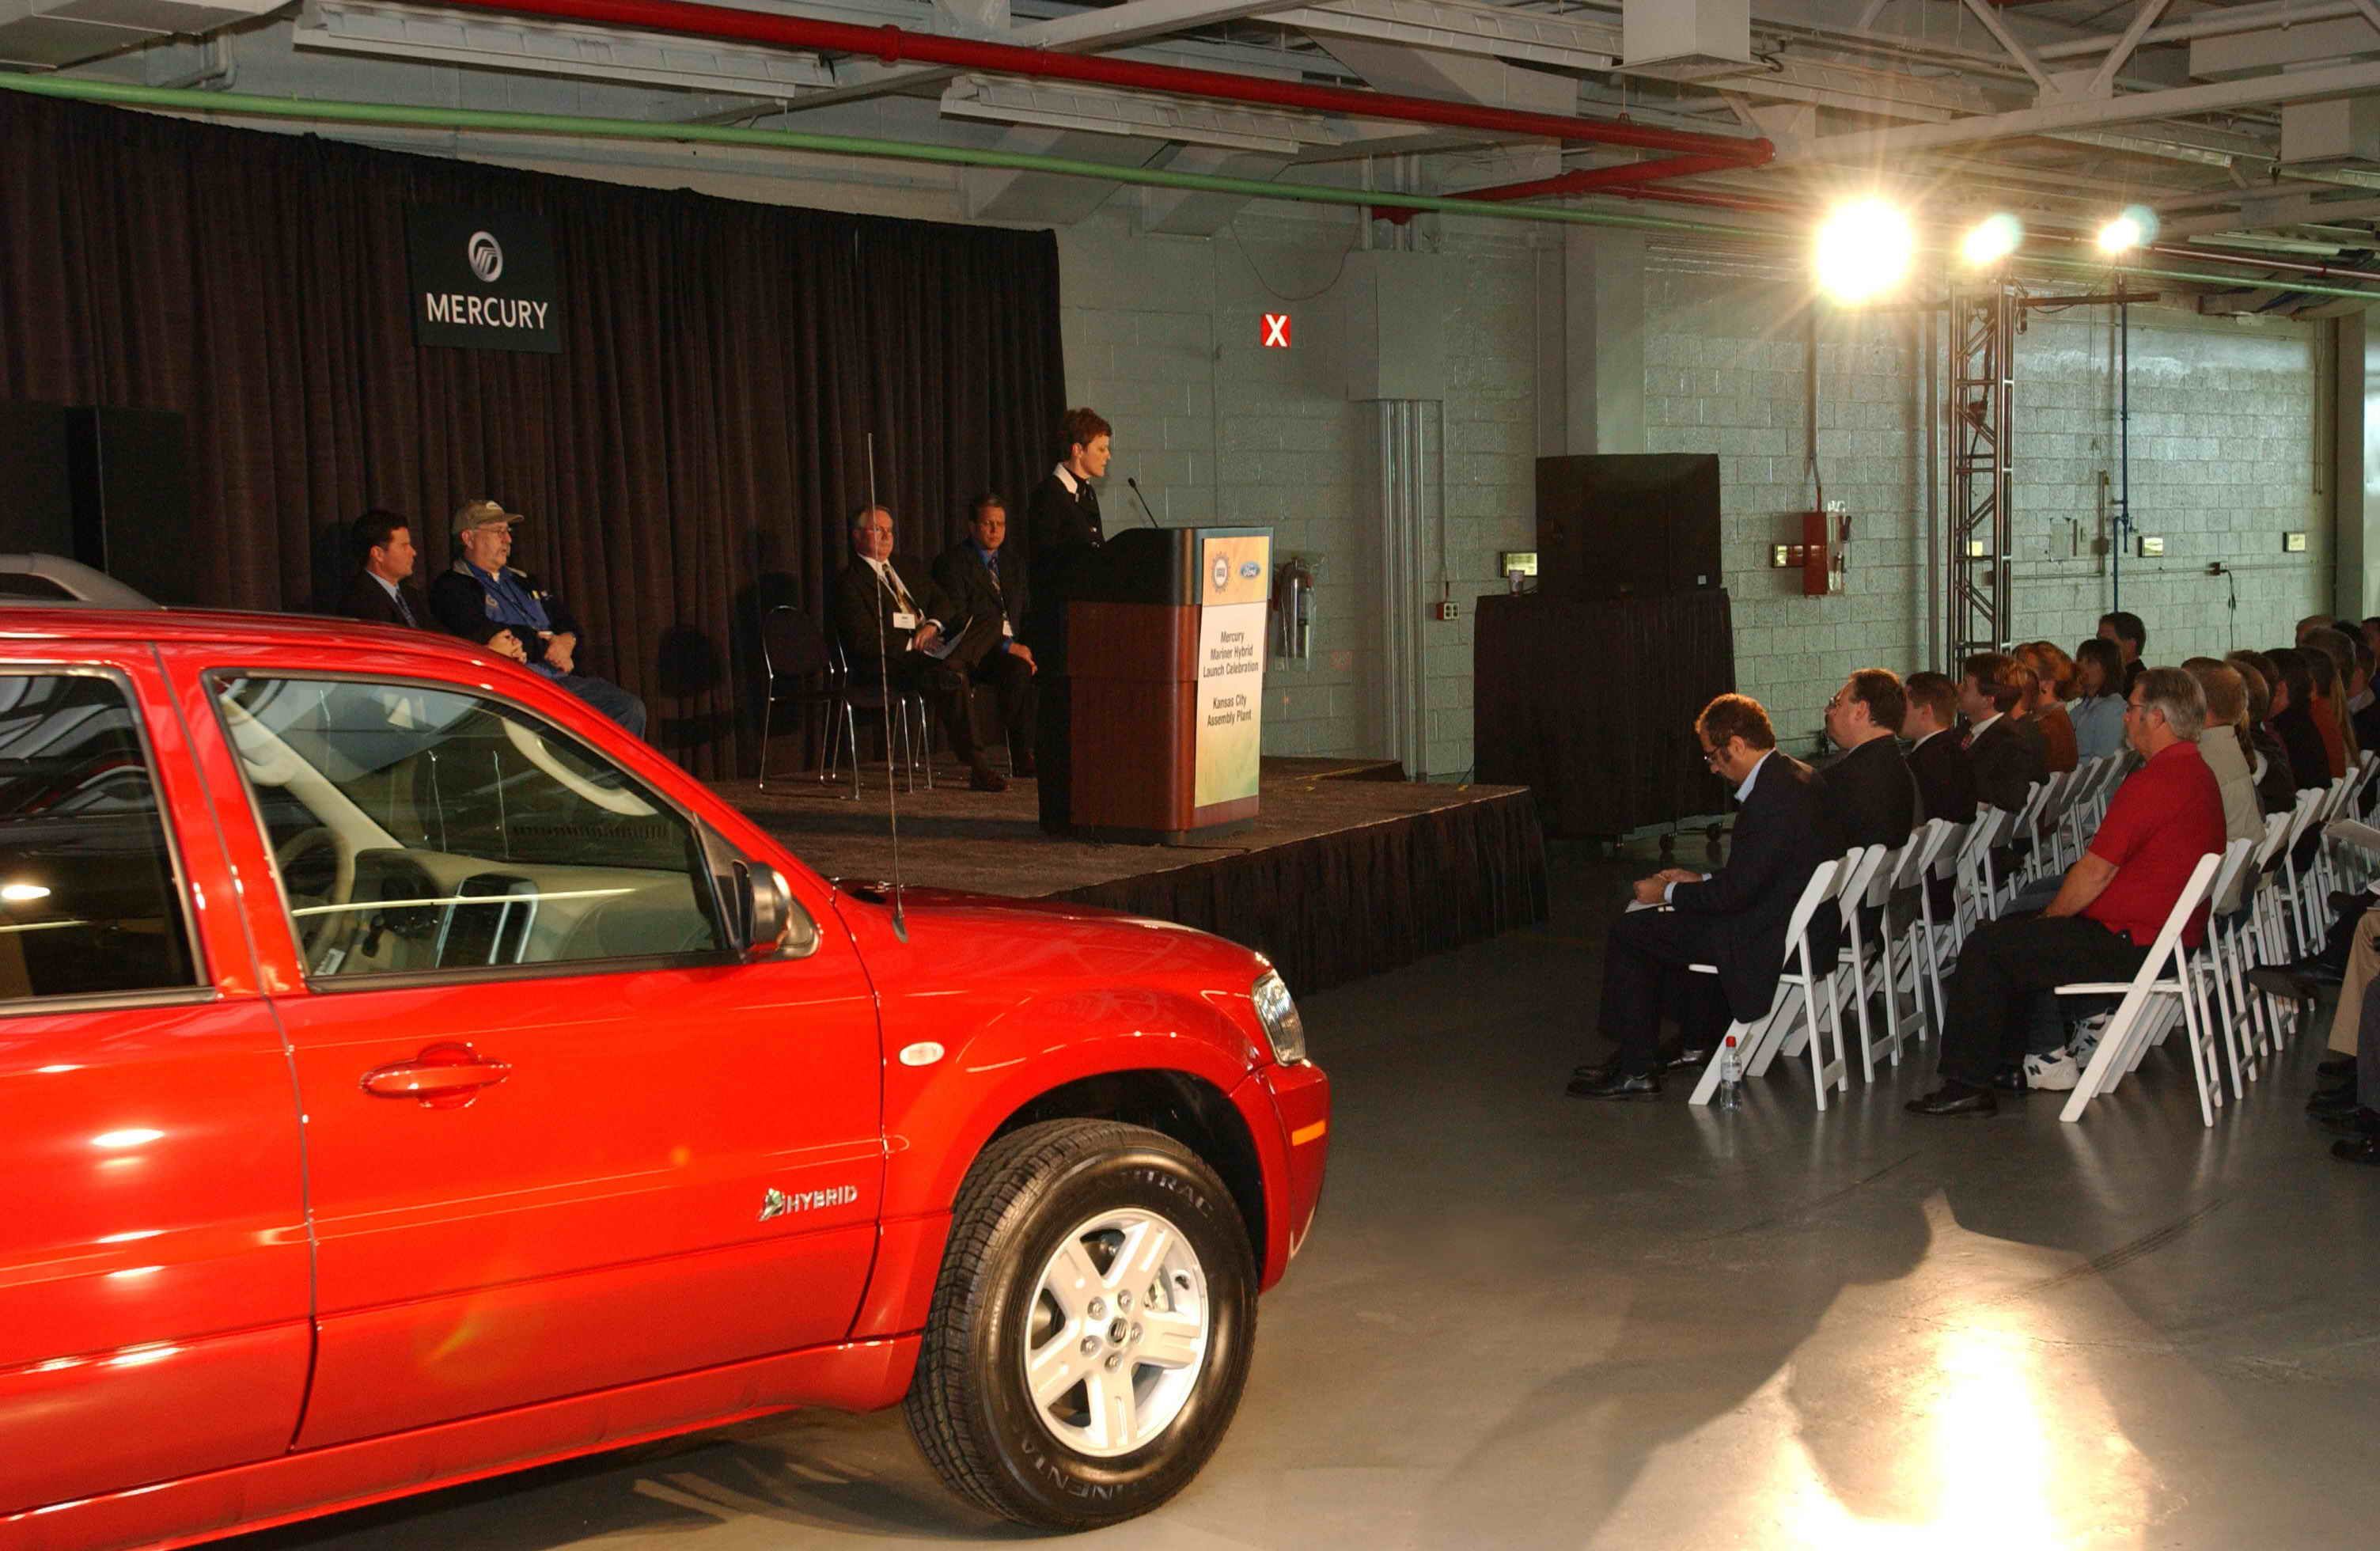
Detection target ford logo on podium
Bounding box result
[1212,555,1231,591]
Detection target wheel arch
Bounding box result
[986,1069,1267,1267]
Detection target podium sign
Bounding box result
[1047,525,1271,844]
[1194,533,1268,810]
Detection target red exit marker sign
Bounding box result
[1261,313,1290,347]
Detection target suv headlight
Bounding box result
[1251,969,1307,1064]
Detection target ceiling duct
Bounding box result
[0,0,279,70]
[1618,0,1750,84]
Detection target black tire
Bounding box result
[903,1118,1258,1530]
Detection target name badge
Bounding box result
[892,610,919,631]
[1001,618,1014,638]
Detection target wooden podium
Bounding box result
[1038,525,1271,844]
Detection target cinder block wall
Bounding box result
[1056,208,1543,779]
[1056,216,2329,783]
[1647,242,2329,757]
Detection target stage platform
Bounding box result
[710,757,1549,995]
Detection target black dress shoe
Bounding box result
[2332,1136,2380,1166]
[2319,1056,2357,1078]
[1991,1065,2033,1094]
[1662,1047,1711,1072]
[967,762,1009,793]
[1567,1068,1662,1100]
[2315,1107,2380,1138]
[1906,1082,1999,1118]
[2287,956,2347,987]
[2310,1084,2359,1115]
[1570,1057,1621,1083]
[2247,967,2321,1003]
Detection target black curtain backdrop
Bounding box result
[0,91,1067,776]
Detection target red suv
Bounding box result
[0,609,1328,1548]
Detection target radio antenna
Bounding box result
[865,433,909,943]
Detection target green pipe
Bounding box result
[0,74,1738,239]
[5,74,2378,301]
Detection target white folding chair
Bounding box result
[2245,810,2301,1058]
[1954,803,2014,941]
[1686,859,1846,1109]
[1914,817,1967,1039]
[2273,787,2330,955]
[1881,819,1956,1052]
[1827,843,1897,1084]
[2181,838,2260,1104]
[2056,851,2226,1126]
[2018,769,2071,885]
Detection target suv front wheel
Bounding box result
[904,1119,1257,1530]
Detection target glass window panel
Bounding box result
[213,677,722,979]
[0,673,200,1002]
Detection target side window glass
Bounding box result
[212,676,724,979]
[0,673,201,1002]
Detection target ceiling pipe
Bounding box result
[433,0,1772,169]
[8,76,2373,301]
[2148,242,2380,283]
[1453,150,1758,204]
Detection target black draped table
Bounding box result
[1473,590,1737,840]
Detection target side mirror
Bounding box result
[736,861,794,954]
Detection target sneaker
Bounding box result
[2068,1013,2110,1067]
[2022,1045,2082,1092]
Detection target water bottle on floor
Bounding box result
[1719,1034,1742,1109]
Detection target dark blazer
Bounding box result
[428,563,584,669]
[930,539,1027,672]
[1022,470,1105,656]
[2272,703,2330,791]
[1908,730,1977,825]
[831,557,958,676]
[1968,715,2046,813]
[2249,726,2297,815]
[1817,735,1918,853]
[339,570,430,631]
[1669,752,1842,1023]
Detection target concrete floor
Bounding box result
[248,841,2379,1550]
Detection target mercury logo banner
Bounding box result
[404,207,561,354]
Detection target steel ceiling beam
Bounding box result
[1791,58,2380,163]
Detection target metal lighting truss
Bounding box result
[1946,279,2017,669]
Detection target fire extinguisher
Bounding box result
[1272,557,1314,662]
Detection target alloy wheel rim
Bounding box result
[1021,1206,1211,1458]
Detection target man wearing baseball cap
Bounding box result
[428,498,647,737]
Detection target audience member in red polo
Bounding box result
[1908,666,2227,1117]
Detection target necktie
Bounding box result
[396,590,415,627]
[883,563,915,614]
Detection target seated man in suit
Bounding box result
[1903,671,1975,920]
[1820,669,1919,942]
[1961,651,2046,815]
[836,503,1006,793]
[930,492,1037,778]
[429,499,646,737]
[1820,669,1918,851]
[1908,668,2225,1117]
[340,508,529,662]
[1902,672,1976,823]
[1570,694,1841,1099]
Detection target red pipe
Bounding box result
[1456,151,1761,204]
[440,0,1772,165]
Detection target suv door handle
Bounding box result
[362,1042,513,1109]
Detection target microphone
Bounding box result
[1126,476,1162,529]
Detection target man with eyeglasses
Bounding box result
[1571,693,1841,1100]
[1907,667,2223,1117]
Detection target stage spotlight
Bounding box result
[2098,205,2156,255]
[1961,213,2022,268]
[1814,196,1914,305]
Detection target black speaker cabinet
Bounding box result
[0,400,75,558]
[1535,453,1720,601]
[66,408,191,605]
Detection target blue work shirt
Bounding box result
[464,563,560,678]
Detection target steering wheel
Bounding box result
[274,826,356,964]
